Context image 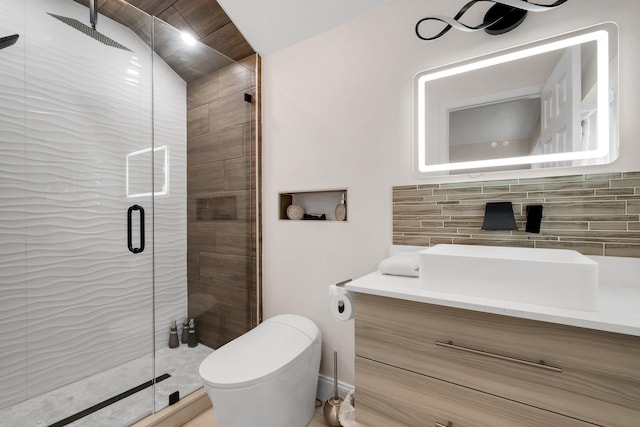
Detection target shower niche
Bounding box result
[279,189,348,221]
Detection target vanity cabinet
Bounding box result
[355,358,592,427]
[354,293,640,427]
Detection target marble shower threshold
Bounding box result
[0,345,213,427]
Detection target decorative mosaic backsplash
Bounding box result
[393,172,640,258]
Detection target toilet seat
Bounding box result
[199,314,320,390]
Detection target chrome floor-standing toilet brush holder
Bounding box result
[323,351,344,426]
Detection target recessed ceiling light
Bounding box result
[181,31,196,46]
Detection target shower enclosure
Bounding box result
[0,0,257,425]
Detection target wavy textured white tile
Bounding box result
[0,1,29,411]
[152,53,188,344]
[0,293,28,408]
[0,0,187,412]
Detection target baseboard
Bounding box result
[131,387,212,427]
[317,374,353,401]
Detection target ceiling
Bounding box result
[104,0,392,58]
[123,0,254,61]
[71,0,391,80]
[72,0,254,81]
[216,0,391,56]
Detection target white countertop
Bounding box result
[346,258,640,337]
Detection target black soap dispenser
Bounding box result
[169,320,179,348]
[181,317,189,344]
[188,318,197,348]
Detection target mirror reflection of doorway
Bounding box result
[449,96,542,171]
[446,44,592,173]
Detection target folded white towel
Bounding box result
[378,252,420,277]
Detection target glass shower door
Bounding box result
[0,0,28,414]
[0,0,157,425]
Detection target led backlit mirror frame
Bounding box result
[414,22,618,176]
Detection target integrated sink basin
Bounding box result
[419,244,599,311]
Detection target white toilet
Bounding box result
[199,314,321,427]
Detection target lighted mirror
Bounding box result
[414,22,618,176]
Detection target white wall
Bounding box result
[0,0,186,408]
[262,0,640,386]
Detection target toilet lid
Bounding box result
[266,314,320,341]
[199,315,319,389]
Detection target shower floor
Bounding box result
[0,344,213,427]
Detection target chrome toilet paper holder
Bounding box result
[335,279,352,287]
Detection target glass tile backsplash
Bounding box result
[393,172,640,258]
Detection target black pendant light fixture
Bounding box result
[415,0,569,41]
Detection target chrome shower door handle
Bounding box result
[127,204,145,254]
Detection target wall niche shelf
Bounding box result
[279,189,347,221]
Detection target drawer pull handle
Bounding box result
[435,340,563,373]
[435,422,452,427]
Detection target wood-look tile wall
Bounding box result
[187,54,258,349]
[393,172,640,258]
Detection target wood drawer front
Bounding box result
[355,357,593,427]
[354,293,640,426]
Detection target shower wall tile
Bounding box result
[186,56,257,350]
[188,161,226,193]
[218,62,252,98]
[199,252,250,288]
[209,91,252,132]
[196,196,238,220]
[188,283,250,346]
[188,190,251,222]
[0,0,187,409]
[215,222,254,257]
[393,172,640,257]
[0,292,27,409]
[224,155,251,191]
[187,252,201,280]
[152,55,189,352]
[242,121,254,157]
[187,104,210,138]
[187,72,218,109]
[187,124,245,166]
[0,0,27,322]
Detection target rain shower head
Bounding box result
[48,13,133,52]
[0,34,19,50]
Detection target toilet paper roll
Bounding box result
[329,285,354,321]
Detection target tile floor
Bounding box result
[183,404,331,427]
[0,344,213,427]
